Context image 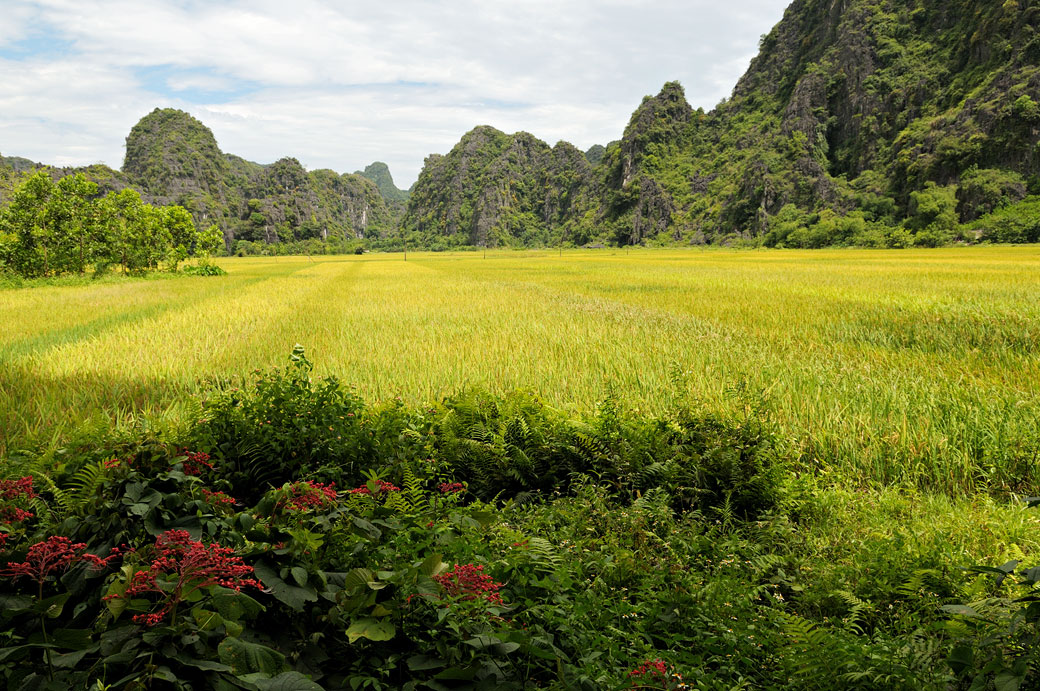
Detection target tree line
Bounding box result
[0,171,221,278]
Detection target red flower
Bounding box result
[0,477,36,501]
[201,489,236,506]
[433,563,504,606]
[107,529,259,626]
[629,659,669,682]
[180,451,214,476]
[276,481,339,512]
[1,536,110,586]
[437,482,466,494]
[0,476,37,525]
[348,480,400,496]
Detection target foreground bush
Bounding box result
[0,349,1033,689]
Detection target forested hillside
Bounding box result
[355,162,410,215]
[402,126,597,248]
[124,109,395,252]
[409,0,1040,248]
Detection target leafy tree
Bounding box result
[46,173,98,274]
[1,171,55,277]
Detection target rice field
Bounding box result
[3,246,1039,492]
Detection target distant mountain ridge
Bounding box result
[2,110,402,250]
[4,0,1039,250]
[409,0,1040,247]
[123,109,395,248]
[355,162,410,213]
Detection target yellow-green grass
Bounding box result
[3,246,1039,493]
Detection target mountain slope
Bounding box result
[123,108,394,248]
[409,0,1040,247]
[600,0,1040,244]
[403,126,597,247]
[356,161,410,213]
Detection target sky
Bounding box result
[0,0,791,188]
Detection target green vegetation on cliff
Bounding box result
[402,126,597,248]
[355,161,410,213]
[408,0,1040,248]
[3,111,400,256]
[125,109,395,253]
[597,0,1040,246]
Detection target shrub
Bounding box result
[190,346,369,502]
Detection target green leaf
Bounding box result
[217,637,286,676]
[209,586,265,621]
[419,553,448,578]
[32,592,69,619]
[254,560,317,612]
[290,566,309,587]
[49,647,94,669]
[948,643,974,674]
[50,628,92,649]
[345,618,395,643]
[173,653,233,672]
[471,510,496,528]
[941,604,980,617]
[407,654,446,671]
[995,671,1024,691]
[352,517,382,540]
[463,635,500,650]
[252,671,325,690]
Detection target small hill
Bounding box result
[403,126,596,247]
[121,108,394,247]
[355,162,410,213]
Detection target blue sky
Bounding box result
[0,0,791,187]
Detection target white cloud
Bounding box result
[1,0,791,186]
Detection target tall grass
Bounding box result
[2,246,1038,493]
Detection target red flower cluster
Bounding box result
[201,489,236,506]
[0,477,36,500]
[437,482,466,494]
[0,476,37,525]
[180,451,214,476]
[433,563,504,606]
[348,480,400,496]
[1,536,110,585]
[277,481,339,512]
[629,659,668,682]
[104,457,134,470]
[107,529,259,626]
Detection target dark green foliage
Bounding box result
[1,348,1033,689]
[584,144,606,166]
[942,500,1040,691]
[965,195,1040,243]
[190,346,369,503]
[188,351,784,519]
[181,262,227,276]
[355,161,410,215]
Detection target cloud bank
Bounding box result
[0,0,790,186]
